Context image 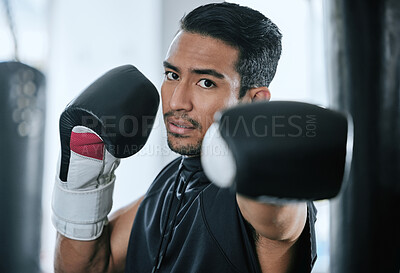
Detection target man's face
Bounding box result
[161,31,241,155]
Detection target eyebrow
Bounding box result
[163,61,225,79]
[163,61,180,73]
[192,68,225,79]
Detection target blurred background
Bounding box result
[0,0,336,272]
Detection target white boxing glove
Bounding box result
[52,126,120,241]
[51,65,160,240]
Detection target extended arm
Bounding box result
[201,101,350,271]
[237,195,307,272]
[236,195,306,242]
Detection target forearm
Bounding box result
[236,194,307,241]
[54,196,143,273]
[54,227,111,273]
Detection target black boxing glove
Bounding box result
[201,101,353,201]
[52,65,159,240]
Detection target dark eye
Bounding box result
[198,79,215,88]
[165,71,179,80]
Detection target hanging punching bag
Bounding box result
[325,0,400,272]
[0,62,46,273]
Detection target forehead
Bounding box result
[165,31,239,74]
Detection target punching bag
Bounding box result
[325,0,400,272]
[0,62,46,273]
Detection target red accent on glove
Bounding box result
[70,131,104,160]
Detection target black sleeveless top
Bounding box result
[125,156,317,272]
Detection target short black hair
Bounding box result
[180,2,282,99]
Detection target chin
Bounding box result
[167,136,202,156]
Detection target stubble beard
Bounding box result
[167,133,202,156]
[164,111,203,156]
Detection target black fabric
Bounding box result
[125,156,317,272]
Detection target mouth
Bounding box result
[167,117,197,135]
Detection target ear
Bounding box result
[247,87,271,102]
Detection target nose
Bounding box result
[169,80,193,112]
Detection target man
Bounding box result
[54,3,317,272]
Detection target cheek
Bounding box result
[195,98,233,132]
[226,90,239,108]
[197,87,239,130]
[160,85,170,112]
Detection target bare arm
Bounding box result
[237,194,307,272]
[54,196,144,273]
[237,195,307,241]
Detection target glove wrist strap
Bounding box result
[51,176,115,240]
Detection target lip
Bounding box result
[167,117,196,135]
